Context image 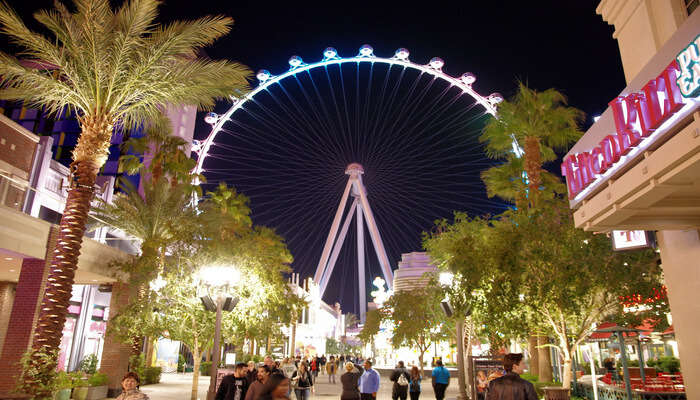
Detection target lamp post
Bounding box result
[438,272,469,400]
[198,265,240,400]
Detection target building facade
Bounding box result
[564,1,699,397]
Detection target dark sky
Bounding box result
[12,0,627,315]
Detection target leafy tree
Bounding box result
[382,284,451,374]
[480,84,582,208]
[357,309,383,352]
[0,0,250,359]
[485,198,666,388]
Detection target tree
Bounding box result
[480,83,583,208]
[357,309,382,356]
[383,284,451,374]
[0,0,251,358]
[485,198,666,388]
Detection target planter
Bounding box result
[85,386,108,400]
[72,387,88,400]
[53,388,71,400]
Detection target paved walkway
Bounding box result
[136,372,460,400]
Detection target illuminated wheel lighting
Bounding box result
[195,45,500,176]
[394,48,410,60]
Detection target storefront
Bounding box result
[563,7,699,399]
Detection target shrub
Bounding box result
[79,354,99,375]
[71,372,88,387]
[177,355,186,373]
[658,356,681,373]
[200,361,213,376]
[54,371,73,390]
[520,373,538,383]
[87,372,109,387]
[143,367,162,385]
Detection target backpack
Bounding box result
[398,372,409,386]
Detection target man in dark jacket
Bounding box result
[486,353,537,400]
[216,363,249,400]
[389,361,411,400]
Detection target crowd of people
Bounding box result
[114,352,536,400]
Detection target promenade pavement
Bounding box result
[134,371,460,400]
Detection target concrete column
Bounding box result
[0,258,50,392]
[0,282,16,356]
[99,282,135,397]
[657,230,700,400]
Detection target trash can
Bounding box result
[542,387,570,400]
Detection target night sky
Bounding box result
[12,0,627,315]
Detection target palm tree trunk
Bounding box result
[523,136,542,207]
[32,158,99,353]
[528,334,540,378]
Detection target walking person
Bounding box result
[290,362,314,400]
[340,362,361,400]
[390,361,410,400]
[258,373,291,400]
[358,360,380,400]
[486,353,537,400]
[245,365,271,400]
[247,361,258,385]
[431,360,450,400]
[216,363,249,400]
[115,372,149,400]
[408,366,421,400]
[310,357,319,379]
[327,355,338,383]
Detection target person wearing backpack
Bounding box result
[390,361,411,400]
[408,366,421,400]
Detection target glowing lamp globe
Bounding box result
[359,44,374,57]
[460,73,476,85]
[288,55,304,68]
[394,48,410,60]
[204,112,219,125]
[256,69,271,82]
[439,272,454,286]
[323,47,338,59]
[199,265,241,288]
[488,93,504,104]
[429,57,444,69]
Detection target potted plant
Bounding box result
[85,372,109,400]
[72,373,89,400]
[53,371,72,400]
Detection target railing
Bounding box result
[573,382,687,400]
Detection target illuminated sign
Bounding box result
[676,34,700,98]
[611,230,653,251]
[562,35,700,201]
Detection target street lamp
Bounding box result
[198,265,240,400]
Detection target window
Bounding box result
[686,0,699,15]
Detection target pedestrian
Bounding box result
[390,361,410,400]
[358,359,380,400]
[247,361,258,385]
[216,363,249,400]
[290,362,314,400]
[408,366,421,400]
[265,355,282,375]
[486,353,537,400]
[245,365,271,400]
[327,355,338,383]
[320,355,327,375]
[258,373,291,400]
[431,359,450,400]
[310,357,319,378]
[280,357,297,378]
[115,372,149,400]
[340,362,361,400]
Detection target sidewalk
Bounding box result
[136,372,460,400]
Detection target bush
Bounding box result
[71,371,88,387]
[54,371,73,390]
[658,356,681,373]
[177,355,186,373]
[520,373,538,383]
[143,367,162,385]
[88,372,109,387]
[200,361,213,376]
[79,354,99,375]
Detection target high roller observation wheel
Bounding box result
[191,44,504,178]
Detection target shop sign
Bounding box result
[562,35,700,201]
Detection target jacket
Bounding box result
[389,367,410,395]
[115,389,149,400]
[486,372,537,400]
[216,375,248,400]
[340,371,361,399]
[291,370,314,388]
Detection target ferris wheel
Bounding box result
[192,45,505,311]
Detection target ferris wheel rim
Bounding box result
[193,45,502,177]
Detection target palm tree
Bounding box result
[0,0,251,356]
[480,83,583,207]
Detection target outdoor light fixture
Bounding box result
[439,271,454,286]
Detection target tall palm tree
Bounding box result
[480,83,583,207]
[0,0,251,356]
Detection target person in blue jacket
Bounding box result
[358,359,380,400]
[431,360,450,400]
